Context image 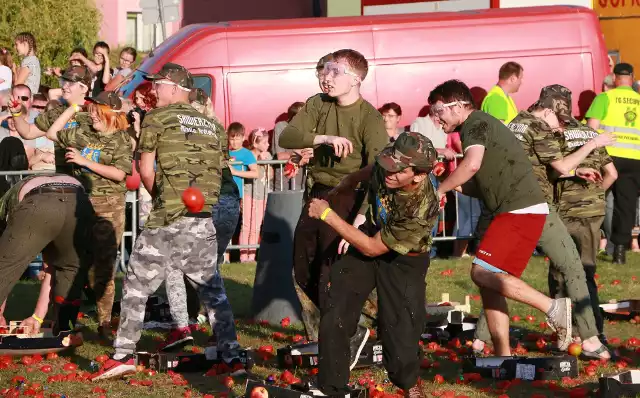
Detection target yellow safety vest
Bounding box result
[483,85,518,123]
[597,87,640,160]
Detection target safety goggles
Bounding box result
[317,61,360,79]
[431,101,470,116]
[153,79,191,92]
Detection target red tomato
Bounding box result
[434,374,445,384]
[223,376,234,388]
[62,362,78,371]
[95,354,109,364]
[612,280,621,286]
[125,174,141,191]
[40,365,52,373]
[182,187,205,213]
[511,315,521,322]
[290,334,303,343]
[433,162,446,177]
[21,356,33,366]
[526,315,535,322]
[280,317,291,328]
[92,387,106,393]
[45,353,58,360]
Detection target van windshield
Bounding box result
[118,70,149,98]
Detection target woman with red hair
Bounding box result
[19,91,133,338]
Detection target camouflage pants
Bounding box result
[114,216,240,356]
[475,207,598,342]
[549,216,605,335]
[86,194,125,325]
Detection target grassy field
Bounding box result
[1,253,640,397]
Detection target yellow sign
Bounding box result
[594,0,640,18]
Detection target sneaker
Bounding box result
[90,355,136,381]
[405,379,425,398]
[159,327,194,352]
[348,325,370,370]
[546,298,573,351]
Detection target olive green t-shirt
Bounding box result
[556,124,612,219]
[363,164,439,255]
[278,94,388,190]
[138,103,224,229]
[57,127,132,196]
[459,111,546,215]
[507,111,564,204]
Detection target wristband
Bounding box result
[320,207,333,221]
[568,169,576,176]
[71,104,81,112]
[11,112,21,118]
[31,314,44,324]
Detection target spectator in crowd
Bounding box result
[240,128,273,262]
[31,93,47,111]
[410,105,448,151]
[14,32,40,95]
[0,89,10,112]
[71,42,112,97]
[379,102,404,141]
[603,74,615,92]
[0,48,14,91]
[105,47,137,92]
[17,91,133,340]
[586,62,640,264]
[45,47,88,80]
[0,136,28,195]
[227,123,259,236]
[481,61,523,123]
[273,101,306,191]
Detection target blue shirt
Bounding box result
[229,148,256,199]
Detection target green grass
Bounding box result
[1,254,640,397]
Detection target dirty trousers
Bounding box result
[549,216,605,335]
[0,191,93,334]
[293,184,378,341]
[318,250,428,393]
[114,216,240,356]
[84,194,125,326]
[474,207,598,342]
[182,193,241,321]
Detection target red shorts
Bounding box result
[474,212,546,278]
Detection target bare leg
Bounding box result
[480,287,510,356]
[470,265,552,313]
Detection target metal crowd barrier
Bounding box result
[2,156,479,270]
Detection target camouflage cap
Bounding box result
[376,132,437,173]
[145,62,194,90]
[530,94,572,124]
[189,87,208,105]
[85,91,123,111]
[61,65,92,88]
[540,84,572,105]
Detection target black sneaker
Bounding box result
[348,325,370,370]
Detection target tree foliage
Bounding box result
[0,0,101,87]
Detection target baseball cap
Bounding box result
[145,63,193,90]
[531,94,572,124]
[189,88,208,105]
[61,65,92,88]
[614,63,634,76]
[539,84,572,105]
[376,132,437,173]
[85,91,123,111]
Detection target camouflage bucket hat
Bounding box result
[61,65,92,88]
[189,87,208,105]
[145,62,193,90]
[376,132,437,173]
[85,91,123,111]
[531,94,573,124]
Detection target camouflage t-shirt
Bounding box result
[556,124,613,219]
[34,105,93,176]
[362,164,439,255]
[508,111,564,204]
[138,103,224,229]
[57,127,132,196]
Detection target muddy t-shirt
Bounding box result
[459,110,546,215]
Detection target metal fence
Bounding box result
[2,157,479,269]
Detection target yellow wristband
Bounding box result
[320,207,333,221]
[569,169,576,176]
[11,112,21,118]
[31,314,44,324]
[71,104,80,112]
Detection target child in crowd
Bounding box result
[227,122,258,262]
[14,32,40,95]
[105,47,137,91]
[70,42,112,96]
[240,128,273,262]
[0,48,14,91]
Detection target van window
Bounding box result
[193,75,213,97]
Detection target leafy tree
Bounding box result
[0,0,101,88]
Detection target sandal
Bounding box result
[580,344,616,361]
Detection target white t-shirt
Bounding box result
[0,65,12,91]
[21,55,41,95]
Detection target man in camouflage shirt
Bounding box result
[548,85,618,345]
[0,174,94,335]
[471,91,615,358]
[308,132,438,398]
[93,63,241,380]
